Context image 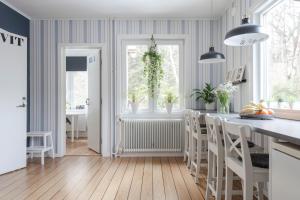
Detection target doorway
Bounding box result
[64,47,102,156]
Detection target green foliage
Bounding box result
[128,90,143,103]
[272,84,298,103]
[191,83,215,104]
[164,91,177,104]
[142,35,164,98]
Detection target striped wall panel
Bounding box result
[220,0,264,112]
[30,18,223,153]
[220,0,269,149]
[30,19,107,151]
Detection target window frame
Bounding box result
[121,39,184,113]
[254,0,300,120]
[116,34,190,117]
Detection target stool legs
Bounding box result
[50,134,55,159]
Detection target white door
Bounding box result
[0,28,27,174]
[87,50,101,153]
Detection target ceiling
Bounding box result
[4,0,228,19]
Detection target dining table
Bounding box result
[195,110,300,199]
[66,109,87,142]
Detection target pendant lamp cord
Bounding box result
[244,0,248,19]
[210,0,214,47]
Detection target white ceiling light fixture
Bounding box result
[224,0,269,46]
[199,0,225,64]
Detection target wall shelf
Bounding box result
[232,79,247,85]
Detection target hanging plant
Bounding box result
[142,35,163,98]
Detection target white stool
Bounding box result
[222,120,269,200]
[183,109,192,168]
[27,131,55,165]
[190,111,208,183]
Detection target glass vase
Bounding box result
[217,97,230,114]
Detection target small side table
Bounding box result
[27,131,55,165]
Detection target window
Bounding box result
[124,40,183,113]
[66,71,88,109]
[261,0,300,110]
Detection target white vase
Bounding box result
[131,102,139,114]
[205,102,215,111]
[166,103,173,114]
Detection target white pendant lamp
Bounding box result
[199,0,225,64]
[224,1,269,46]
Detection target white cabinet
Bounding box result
[271,142,300,200]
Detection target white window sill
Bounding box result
[273,109,300,121]
[120,111,184,119]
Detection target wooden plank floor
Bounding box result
[65,138,99,156]
[0,156,244,200]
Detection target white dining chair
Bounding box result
[205,114,224,200]
[190,111,208,183]
[222,120,269,200]
[183,109,193,168]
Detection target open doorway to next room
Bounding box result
[65,48,101,155]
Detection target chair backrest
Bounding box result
[191,111,202,136]
[184,110,192,132]
[205,114,223,154]
[221,119,253,176]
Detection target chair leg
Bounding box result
[195,138,202,183]
[183,132,188,162]
[205,150,213,200]
[187,133,191,169]
[41,151,44,165]
[243,179,254,200]
[225,167,233,200]
[256,182,264,200]
[190,137,196,174]
[215,154,224,200]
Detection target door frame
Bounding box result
[57,43,111,157]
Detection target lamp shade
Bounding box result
[224,17,269,46]
[198,47,225,64]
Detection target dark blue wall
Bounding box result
[0,2,30,130]
[66,56,87,71]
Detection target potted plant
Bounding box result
[164,92,177,114]
[191,83,216,110]
[287,94,296,109]
[142,35,163,108]
[128,92,143,114]
[214,82,237,114]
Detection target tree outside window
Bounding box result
[263,0,300,110]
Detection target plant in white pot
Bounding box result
[191,83,216,110]
[128,92,143,114]
[164,92,177,114]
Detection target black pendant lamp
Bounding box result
[199,0,225,64]
[199,47,225,63]
[224,0,268,46]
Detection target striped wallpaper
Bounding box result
[30,20,107,152]
[220,0,269,149]
[30,18,224,153]
[220,0,264,112]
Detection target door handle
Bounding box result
[16,103,26,108]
